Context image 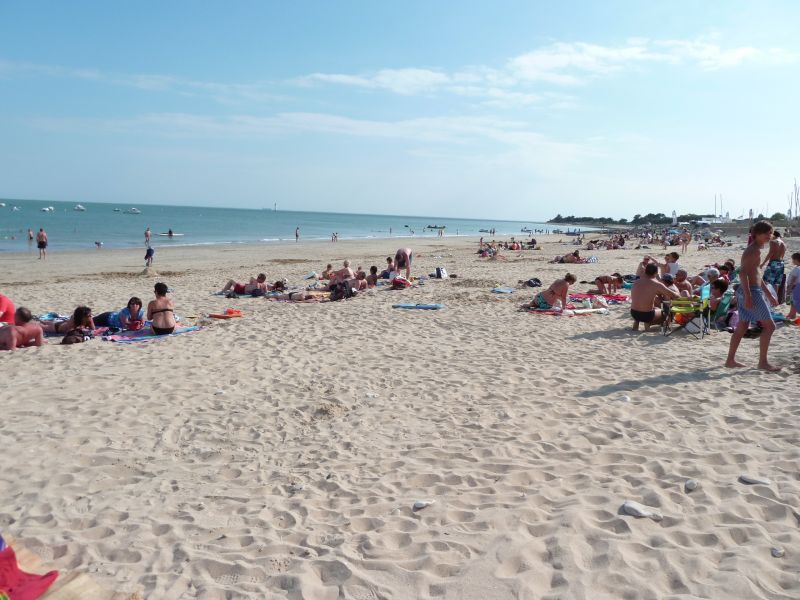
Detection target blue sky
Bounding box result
[1,1,799,220]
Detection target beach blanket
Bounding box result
[492,287,515,294]
[103,326,201,343]
[525,307,607,317]
[0,544,58,600]
[392,304,443,310]
[570,293,629,304]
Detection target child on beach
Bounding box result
[725,221,780,371]
[594,273,623,295]
[145,246,155,266]
[786,252,800,320]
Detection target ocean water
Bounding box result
[0,198,560,252]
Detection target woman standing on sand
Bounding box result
[147,282,176,335]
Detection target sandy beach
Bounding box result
[1,235,799,599]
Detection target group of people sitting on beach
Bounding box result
[0,283,177,350]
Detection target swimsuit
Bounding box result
[37,240,47,249]
[630,308,656,323]
[763,259,785,286]
[233,283,246,294]
[150,307,175,334]
[736,286,773,323]
[532,292,552,309]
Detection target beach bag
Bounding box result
[61,328,91,344]
[128,320,144,331]
[392,276,411,289]
[435,267,448,279]
[524,278,542,288]
[330,280,356,301]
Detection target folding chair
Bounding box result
[707,291,734,331]
[662,285,709,339]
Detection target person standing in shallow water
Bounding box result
[295,227,300,242]
[144,227,151,246]
[36,228,48,259]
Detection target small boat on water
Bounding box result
[158,232,184,237]
[521,227,532,233]
[426,225,445,229]
[12,206,20,212]
[0,203,5,208]
[479,228,490,233]
[113,208,121,212]
[41,206,55,212]
[74,204,86,211]
[124,208,141,214]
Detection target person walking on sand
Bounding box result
[725,220,781,372]
[36,228,48,259]
[144,227,151,246]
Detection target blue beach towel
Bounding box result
[392,303,443,310]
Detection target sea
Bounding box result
[0,198,564,253]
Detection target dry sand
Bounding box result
[1,235,799,599]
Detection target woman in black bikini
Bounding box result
[40,306,95,335]
[147,282,176,335]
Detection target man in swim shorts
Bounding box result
[630,263,679,330]
[0,307,44,351]
[760,230,786,300]
[395,248,412,279]
[36,228,48,260]
[221,273,268,295]
[726,220,780,371]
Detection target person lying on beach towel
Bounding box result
[0,307,44,351]
[552,250,585,264]
[39,306,95,335]
[93,296,145,330]
[220,273,269,295]
[522,273,576,310]
[268,291,324,303]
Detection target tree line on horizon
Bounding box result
[548,211,788,226]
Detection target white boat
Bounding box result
[113,208,121,212]
[12,206,20,211]
[0,202,5,207]
[74,204,86,211]
[124,208,141,214]
[158,232,184,237]
[41,206,55,212]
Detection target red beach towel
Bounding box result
[0,546,58,600]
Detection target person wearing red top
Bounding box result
[0,293,15,325]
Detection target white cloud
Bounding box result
[304,36,797,103]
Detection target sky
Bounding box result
[1,1,799,221]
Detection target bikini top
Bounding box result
[151,308,174,315]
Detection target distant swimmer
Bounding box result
[27,228,33,242]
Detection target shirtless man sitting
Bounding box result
[222,273,268,294]
[0,307,44,351]
[331,260,356,284]
[320,264,334,280]
[630,263,679,330]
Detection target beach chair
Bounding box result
[706,291,734,331]
[662,286,709,339]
